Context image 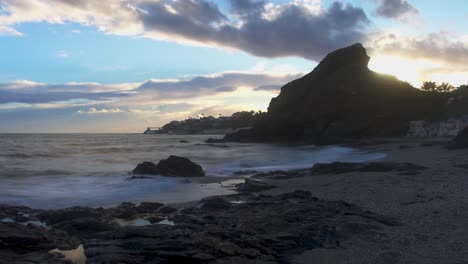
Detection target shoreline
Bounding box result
[1,137,468,263]
[260,137,468,263]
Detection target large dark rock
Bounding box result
[133,155,205,177]
[448,126,468,149]
[225,43,450,144]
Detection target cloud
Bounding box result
[374,0,418,19]
[0,0,369,61]
[254,84,283,92]
[0,70,305,132]
[77,107,122,114]
[138,1,369,61]
[229,0,265,16]
[0,25,21,36]
[370,32,468,67]
[0,72,301,106]
[55,50,70,58]
[137,72,301,98]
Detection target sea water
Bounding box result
[0,134,385,209]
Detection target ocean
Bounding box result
[0,134,385,209]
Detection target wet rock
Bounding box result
[235,179,276,193]
[38,206,100,225]
[131,161,160,175]
[127,175,154,180]
[137,202,164,213]
[157,206,178,214]
[51,218,117,237]
[310,162,426,175]
[448,125,468,149]
[200,197,231,210]
[0,221,79,263]
[0,191,400,264]
[192,252,215,261]
[205,138,225,143]
[133,155,205,177]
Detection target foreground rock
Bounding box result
[235,178,276,193]
[0,191,399,264]
[448,126,468,149]
[132,155,205,177]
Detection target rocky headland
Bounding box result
[225,43,468,144]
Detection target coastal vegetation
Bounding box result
[159,111,266,134]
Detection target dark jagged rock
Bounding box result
[225,43,449,144]
[310,162,427,175]
[0,222,80,264]
[133,155,205,177]
[235,179,276,193]
[132,161,160,175]
[0,191,399,264]
[448,126,468,149]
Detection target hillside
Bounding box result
[158,111,266,134]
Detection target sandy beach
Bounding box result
[255,138,468,264]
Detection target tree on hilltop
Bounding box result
[421,81,437,92]
[420,81,454,93]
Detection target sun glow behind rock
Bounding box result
[369,55,438,87]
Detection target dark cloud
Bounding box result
[254,84,282,92]
[375,0,418,19]
[137,72,301,98]
[0,90,126,104]
[1,0,370,61]
[229,0,265,16]
[0,72,301,104]
[138,1,369,61]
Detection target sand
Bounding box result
[258,138,468,264]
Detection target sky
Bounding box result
[0,0,467,133]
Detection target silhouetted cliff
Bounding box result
[225,43,460,144]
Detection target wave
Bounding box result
[0,153,65,159]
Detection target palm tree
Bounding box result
[437,82,454,93]
[421,81,436,92]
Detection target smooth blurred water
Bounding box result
[0,134,385,209]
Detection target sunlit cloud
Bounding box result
[77,107,122,114]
